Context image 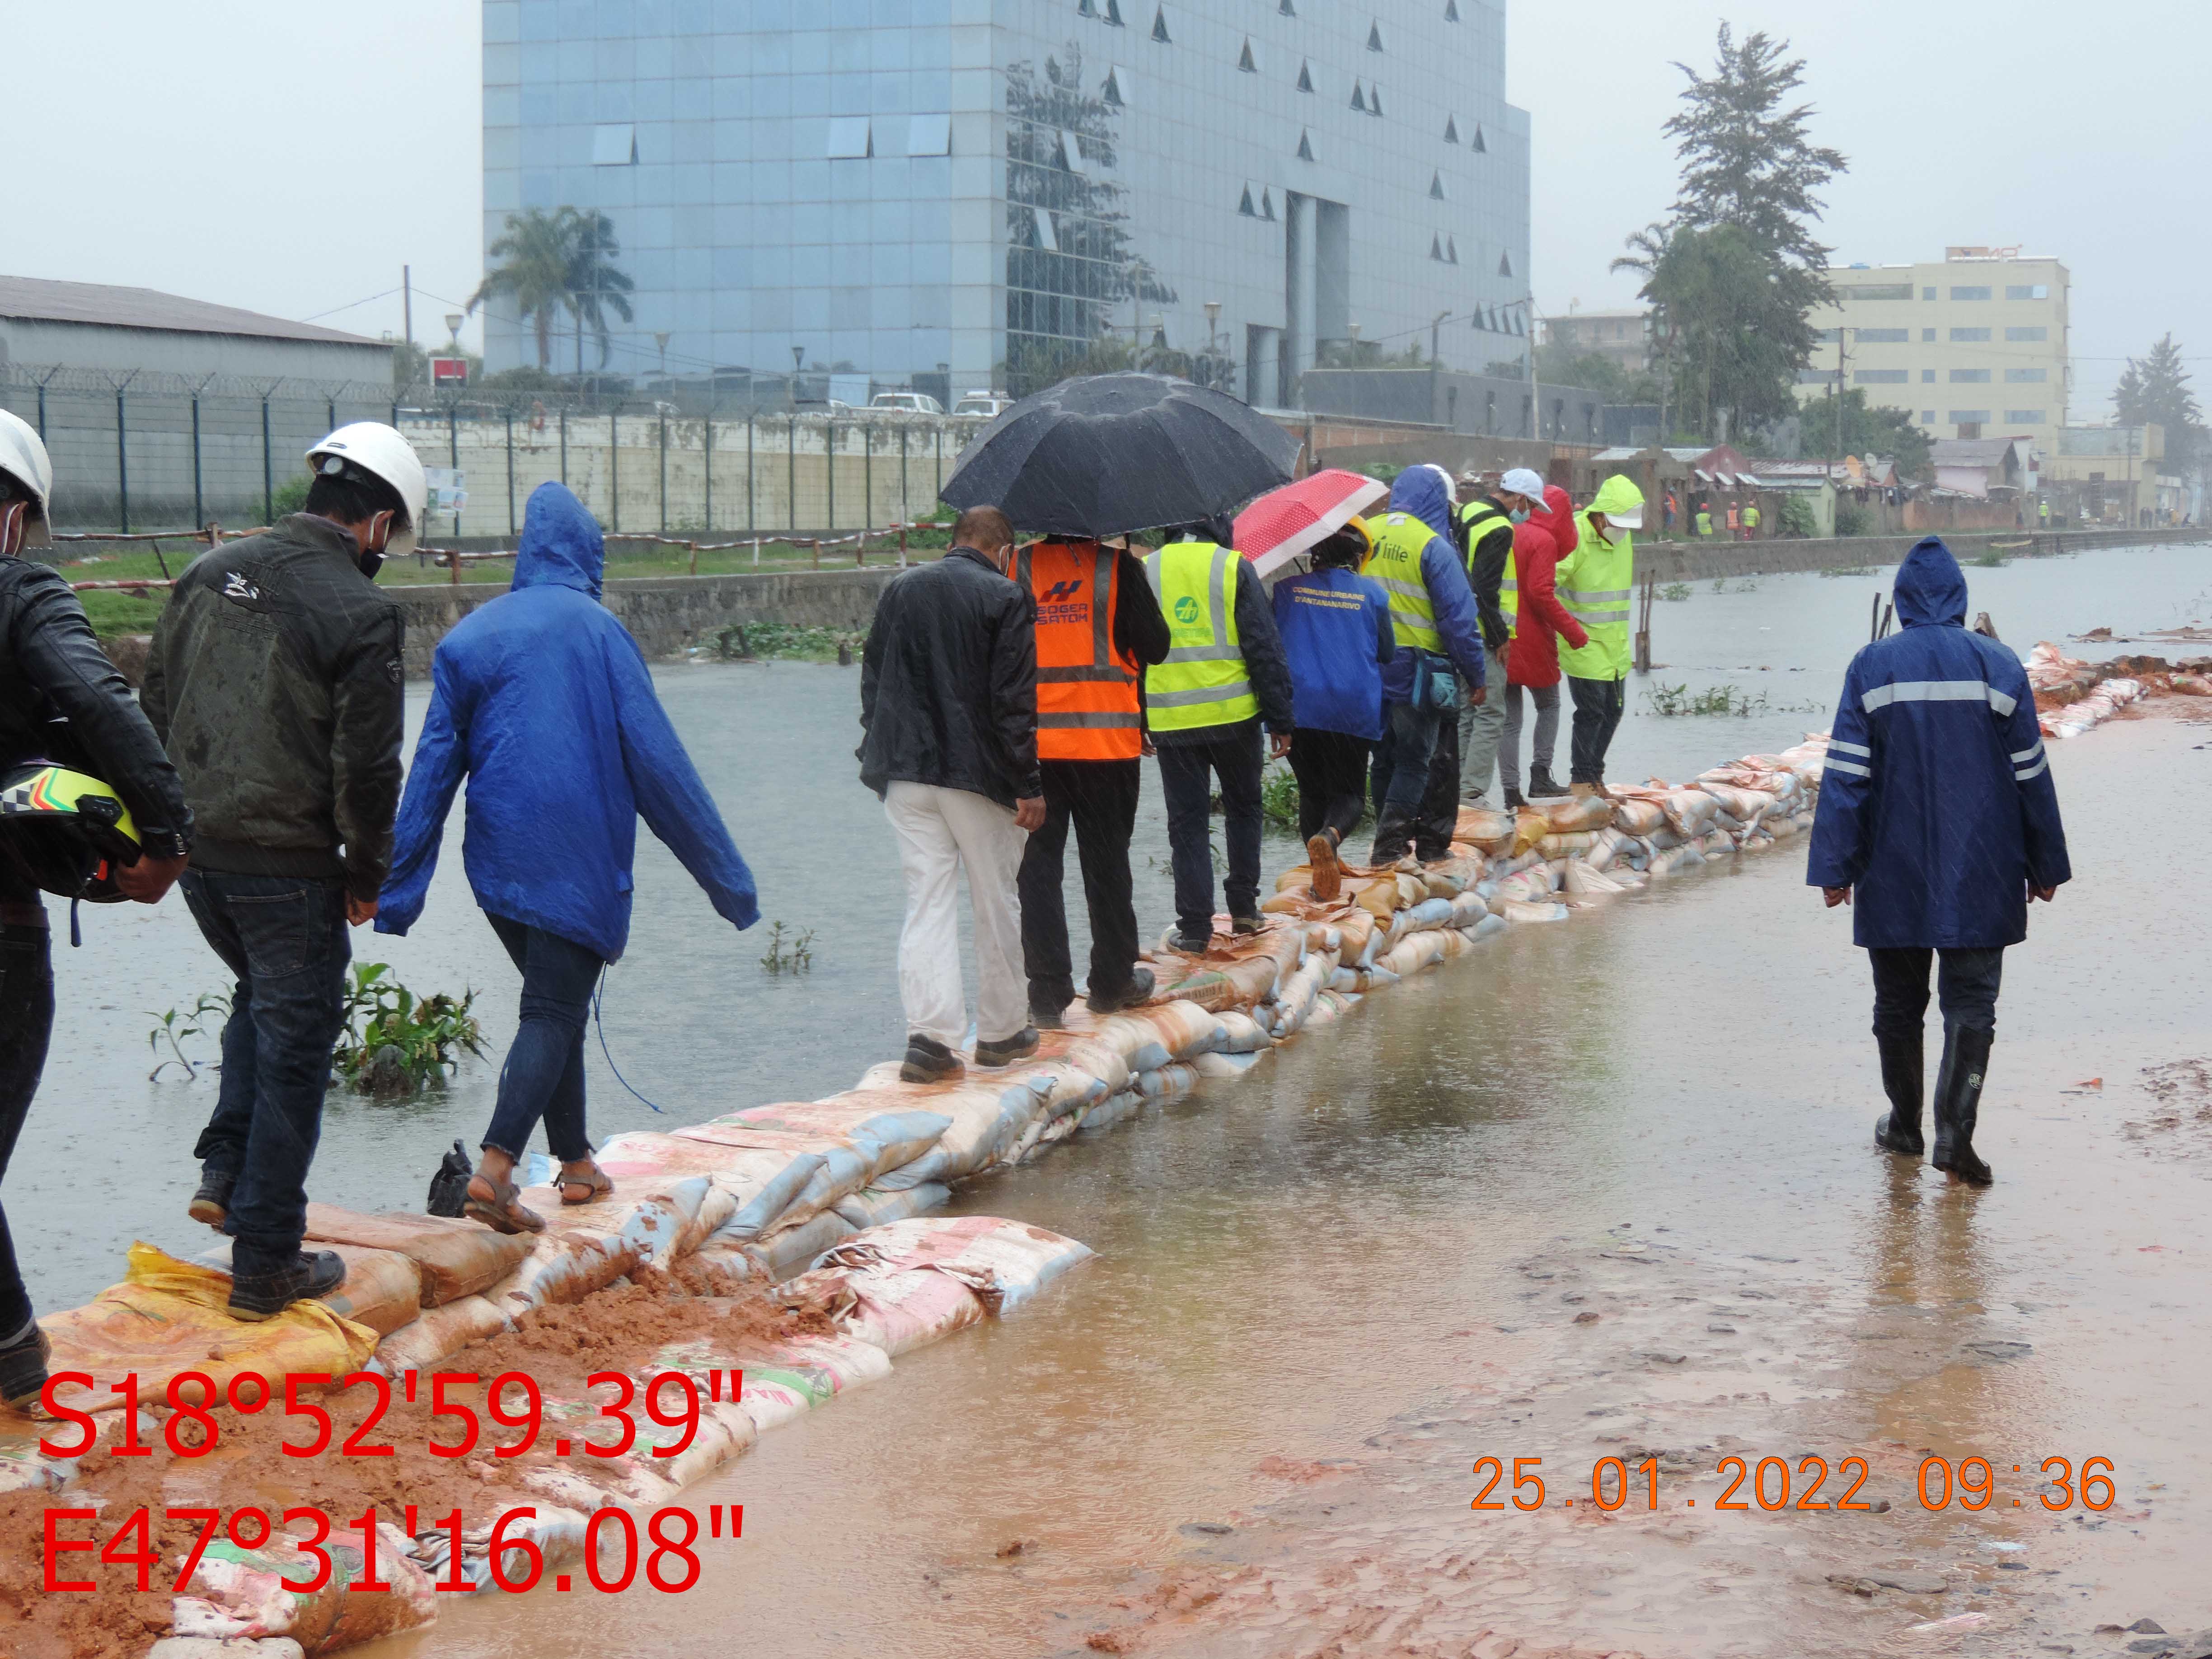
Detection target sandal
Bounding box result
[463,1172,545,1235]
[558,1162,614,1207]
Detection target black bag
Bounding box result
[1409,649,1461,714]
[427,1139,473,1217]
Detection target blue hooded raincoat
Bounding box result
[376,482,758,962]
[1374,464,1486,703]
[1806,537,2069,949]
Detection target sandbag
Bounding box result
[1133,1062,1200,1102]
[368,1293,510,1377]
[1537,830,1598,860]
[1698,781,1774,823]
[714,1148,827,1241]
[41,1244,377,1417]
[1660,788,1720,836]
[302,1204,531,1307]
[174,1519,434,1650]
[1610,797,1667,836]
[1403,895,1455,930]
[725,1101,951,1180]
[407,1503,596,1595]
[1214,1009,1275,1052]
[1511,808,1551,856]
[1503,900,1569,923]
[752,1208,859,1281]
[784,1259,988,1357]
[1329,964,1399,994]
[1331,905,1377,965]
[1190,1049,1262,1079]
[1453,805,1517,854]
[1447,890,1490,928]
[1077,1089,1142,1134]
[835,1182,952,1229]
[1461,913,1508,943]
[1700,828,1736,857]
[1377,929,1450,976]
[1089,1014,1174,1074]
[1127,999,1228,1059]
[1348,876,1398,922]
[197,1238,422,1337]
[1544,793,1613,833]
[816,1215,1094,1315]
[1564,860,1628,897]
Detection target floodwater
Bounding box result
[16,538,2212,1656]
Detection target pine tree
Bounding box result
[2113,334,2204,460]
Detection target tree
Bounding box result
[2114,334,2205,461]
[1818,387,1931,481]
[564,209,635,375]
[1620,223,1801,441]
[469,207,578,370]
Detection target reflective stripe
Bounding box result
[1559,587,1633,603]
[1039,710,1143,728]
[1148,679,1253,709]
[1499,578,1519,592]
[1823,756,1871,777]
[1565,606,1631,624]
[1040,664,1138,683]
[1376,576,1430,603]
[1861,679,2017,716]
[2010,742,2043,763]
[2015,757,2049,783]
[1829,738,1871,757]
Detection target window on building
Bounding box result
[1446,0,1460,16]
[1857,328,1909,342]
[1430,234,1444,262]
[1950,285,1992,300]
[1921,410,1936,423]
[1279,0,1294,13]
[1855,369,1909,384]
[1238,184,1257,217]
[1105,0,1125,21]
[825,117,871,159]
[1368,20,1384,49]
[1296,128,1314,161]
[1948,409,1992,424]
[1949,368,1991,383]
[1350,80,1366,111]
[1472,123,1487,152]
[1922,369,1935,382]
[2006,326,2048,342]
[2004,408,2047,425]
[1151,6,1170,42]
[1102,65,1129,105]
[2005,368,2047,383]
[1922,286,1936,300]
[1428,169,1445,200]
[1031,207,1059,252]
[2005,284,2050,300]
[1838,282,1913,301]
[1498,249,1514,278]
[1812,328,1838,342]
[1921,328,1936,342]
[590,122,637,165]
[908,112,951,156]
[1368,85,1383,117]
[1261,186,1276,220]
[1443,113,1459,142]
[1237,37,1255,71]
[1296,59,1313,92]
[1446,235,1459,264]
[1950,327,1991,342]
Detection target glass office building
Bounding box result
[482,0,1530,406]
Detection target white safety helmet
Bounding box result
[0,408,55,549]
[305,422,428,561]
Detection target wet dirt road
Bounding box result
[390,693,2209,1648]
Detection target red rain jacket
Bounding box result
[1504,485,1589,689]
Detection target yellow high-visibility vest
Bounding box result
[1457,498,1514,630]
[1142,541,1259,732]
[1556,513,1634,680]
[1359,512,1443,655]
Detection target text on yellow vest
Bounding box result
[1359,512,1444,655]
[1143,541,1259,732]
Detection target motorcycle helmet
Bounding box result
[0,761,141,902]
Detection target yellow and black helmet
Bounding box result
[0,761,141,902]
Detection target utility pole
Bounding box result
[403,265,414,381]
[1834,325,1850,465]
[1524,294,1542,444]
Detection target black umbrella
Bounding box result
[939,373,1302,540]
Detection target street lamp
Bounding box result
[1204,300,1221,352]
[1431,309,1452,366]
[654,330,671,388]
[443,312,463,350]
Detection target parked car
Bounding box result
[868,391,945,415]
[952,392,1014,418]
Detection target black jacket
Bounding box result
[1462,497,1516,652]
[0,558,194,904]
[859,546,1041,809]
[141,515,405,901]
[1148,555,1297,748]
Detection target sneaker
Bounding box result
[1085,966,1156,1016]
[899,1035,965,1085]
[188,1169,234,1229]
[1526,766,1562,798]
[0,1318,49,1411]
[1229,914,1264,936]
[227,1250,347,1323]
[974,1026,1041,1068]
[1175,930,1213,955]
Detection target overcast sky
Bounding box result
[4,1,2201,413]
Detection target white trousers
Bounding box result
[883,781,1028,1050]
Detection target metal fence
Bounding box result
[3,363,989,537]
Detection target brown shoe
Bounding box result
[1307,830,1342,900]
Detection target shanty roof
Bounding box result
[0,274,380,347]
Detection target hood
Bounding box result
[1532,483,1578,557]
[1387,463,1454,539]
[1893,536,1968,628]
[512,481,605,598]
[1588,473,1645,519]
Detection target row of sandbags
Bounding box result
[2026,640,2157,739]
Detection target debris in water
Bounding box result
[1908,1612,1988,1633]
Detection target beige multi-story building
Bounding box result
[1541,307,1650,375]
[1795,247,2069,452]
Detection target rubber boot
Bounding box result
[1930,1024,1995,1186]
[1307,828,1342,901]
[1872,1028,1925,1156]
[1368,803,1415,869]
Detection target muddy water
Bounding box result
[15,539,2212,1657]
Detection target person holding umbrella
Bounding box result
[1145,516,1294,953]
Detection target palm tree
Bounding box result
[563,210,635,375]
[469,207,578,370]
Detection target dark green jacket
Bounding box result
[142,515,404,901]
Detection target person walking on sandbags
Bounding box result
[0,412,193,1406]
[1556,474,1643,800]
[1144,518,1294,954]
[143,422,419,1322]
[1498,484,1589,807]
[1364,466,1488,865]
[862,506,1045,1083]
[1807,536,2070,1186]
[1455,467,1547,808]
[376,482,759,1235]
[1013,533,1169,1026]
[1271,518,1394,900]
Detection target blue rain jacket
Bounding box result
[1271,565,1395,740]
[1376,465,1487,702]
[1807,538,2070,949]
[376,482,758,961]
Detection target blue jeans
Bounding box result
[0,923,54,1334]
[482,914,603,1164]
[1155,725,1264,939]
[183,872,350,1279]
[1369,700,1460,861]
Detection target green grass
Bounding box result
[712,623,865,662]
[1659,582,1692,601]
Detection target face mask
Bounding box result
[1509,507,1530,525]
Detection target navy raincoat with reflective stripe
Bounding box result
[1807,537,2069,949]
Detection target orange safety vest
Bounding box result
[1017,539,1143,761]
